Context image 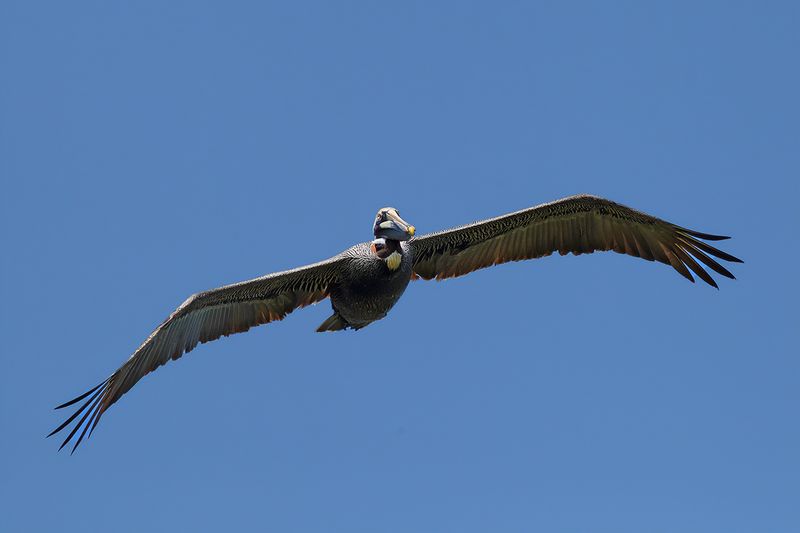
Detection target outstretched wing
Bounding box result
[410,194,742,285]
[50,254,347,452]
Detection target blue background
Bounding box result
[2,1,798,531]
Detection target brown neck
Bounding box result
[371,239,402,259]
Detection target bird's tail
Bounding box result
[316,313,350,332]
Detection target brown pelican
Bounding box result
[50,194,742,452]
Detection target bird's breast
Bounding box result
[330,246,413,324]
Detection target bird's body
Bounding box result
[323,241,414,331]
[51,195,743,452]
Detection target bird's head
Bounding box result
[373,207,415,241]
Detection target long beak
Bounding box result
[376,211,416,240]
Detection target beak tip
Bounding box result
[408,226,415,236]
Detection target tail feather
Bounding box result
[316,313,350,332]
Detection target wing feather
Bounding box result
[50,254,346,452]
[410,194,742,284]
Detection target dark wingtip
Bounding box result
[676,232,744,266]
[54,380,106,410]
[50,378,110,453]
[683,230,730,241]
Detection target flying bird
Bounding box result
[50,194,742,452]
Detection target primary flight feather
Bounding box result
[50,194,742,452]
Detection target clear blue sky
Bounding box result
[1,1,798,532]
